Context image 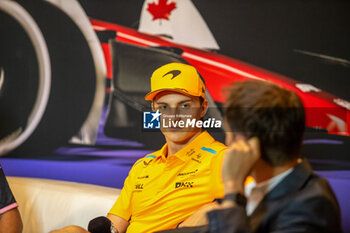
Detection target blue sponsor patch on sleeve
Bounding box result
[200,147,216,154]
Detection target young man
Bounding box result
[51,63,226,233]
[106,63,226,233]
[160,80,343,233]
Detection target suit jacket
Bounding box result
[158,160,342,233]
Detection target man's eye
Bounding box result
[181,103,189,109]
[159,105,167,110]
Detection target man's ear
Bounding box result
[151,101,155,111]
[200,99,209,118]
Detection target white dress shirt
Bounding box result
[245,167,294,216]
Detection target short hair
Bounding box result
[224,80,305,166]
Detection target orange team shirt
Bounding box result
[109,131,226,233]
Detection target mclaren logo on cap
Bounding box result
[162,70,181,80]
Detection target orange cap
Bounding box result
[144,63,206,101]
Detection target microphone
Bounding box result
[88,216,118,233]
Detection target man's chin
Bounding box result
[163,130,198,144]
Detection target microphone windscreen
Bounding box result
[88,216,112,233]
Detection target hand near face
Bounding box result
[222,136,260,194]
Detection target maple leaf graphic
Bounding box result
[147,0,177,23]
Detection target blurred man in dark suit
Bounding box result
[159,80,342,233]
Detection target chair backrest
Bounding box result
[7,177,120,233]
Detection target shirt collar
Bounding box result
[156,131,215,162]
[245,166,295,197]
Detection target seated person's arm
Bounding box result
[0,166,23,233]
[178,202,219,228]
[50,226,89,233]
[0,207,23,233]
[107,213,129,233]
[179,137,260,230]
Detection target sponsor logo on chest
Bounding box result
[135,183,144,190]
[175,181,194,189]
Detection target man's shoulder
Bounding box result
[282,175,341,231]
[199,139,226,156]
[132,150,162,168]
[274,166,338,206]
[275,172,341,221]
[211,140,226,151]
[256,173,342,232]
[298,173,339,205]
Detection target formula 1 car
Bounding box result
[0,0,349,156]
